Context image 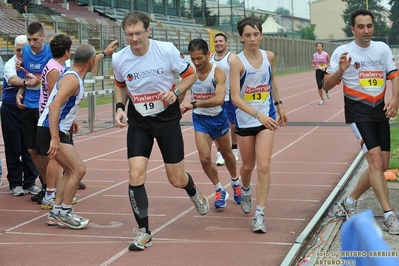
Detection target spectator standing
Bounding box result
[2,35,38,196]
[16,22,53,196]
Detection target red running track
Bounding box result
[0,71,380,265]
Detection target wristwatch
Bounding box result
[173,88,181,97]
[190,100,197,109]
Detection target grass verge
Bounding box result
[80,95,113,108]
[390,119,399,171]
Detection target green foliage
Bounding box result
[248,12,268,24]
[341,0,389,38]
[182,1,217,26]
[275,6,290,15]
[389,0,399,44]
[390,123,399,170]
[298,24,316,40]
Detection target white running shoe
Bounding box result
[326,91,331,99]
[129,228,153,250]
[318,99,324,105]
[253,214,267,233]
[216,151,225,166]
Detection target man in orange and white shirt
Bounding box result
[325,8,399,235]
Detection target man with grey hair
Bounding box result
[35,44,97,229]
[2,35,38,196]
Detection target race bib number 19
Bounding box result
[132,92,166,116]
[359,71,384,92]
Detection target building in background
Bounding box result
[311,0,391,41]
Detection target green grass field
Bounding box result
[390,120,399,170]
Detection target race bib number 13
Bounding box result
[243,84,270,103]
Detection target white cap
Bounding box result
[15,35,28,46]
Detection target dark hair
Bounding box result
[350,9,374,27]
[188,38,209,55]
[316,42,323,48]
[74,44,96,64]
[122,10,150,30]
[236,17,262,36]
[50,34,72,58]
[27,22,43,35]
[214,33,227,41]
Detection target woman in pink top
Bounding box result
[312,42,330,105]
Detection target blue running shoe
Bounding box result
[214,188,229,209]
[232,184,242,205]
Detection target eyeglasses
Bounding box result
[16,48,22,52]
[125,29,147,39]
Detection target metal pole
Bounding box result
[88,93,95,132]
[291,0,294,38]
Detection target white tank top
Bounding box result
[38,70,84,134]
[191,64,222,116]
[210,52,231,101]
[236,50,275,128]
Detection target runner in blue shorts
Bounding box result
[210,33,239,166]
[182,38,241,209]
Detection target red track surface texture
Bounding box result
[0,71,380,265]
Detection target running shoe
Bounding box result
[253,214,267,233]
[241,190,252,214]
[216,151,225,166]
[0,177,2,187]
[46,211,58,226]
[78,182,86,189]
[231,183,242,205]
[56,209,89,229]
[39,195,77,205]
[23,185,41,195]
[31,189,45,202]
[10,186,25,196]
[190,185,209,215]
[72,196,78,204]
[232,149,239,161]
[326,91,331,99]
[214,188,229,209]
[318,99,325,105]
[41,197,55,210]
[128,228,153,250]
[339,197,357,220]
[382,212,399,235]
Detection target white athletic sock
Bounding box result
[255,206,265,217]
[230,177,239,186]
[215,182,223,191]
[345,196,357,204]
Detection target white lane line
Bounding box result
[0,209,40,213]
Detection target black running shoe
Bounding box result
[78,182,86,189]
[31,189,45,202]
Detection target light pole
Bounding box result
[366,0,369,9]
[290,0,295,38]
